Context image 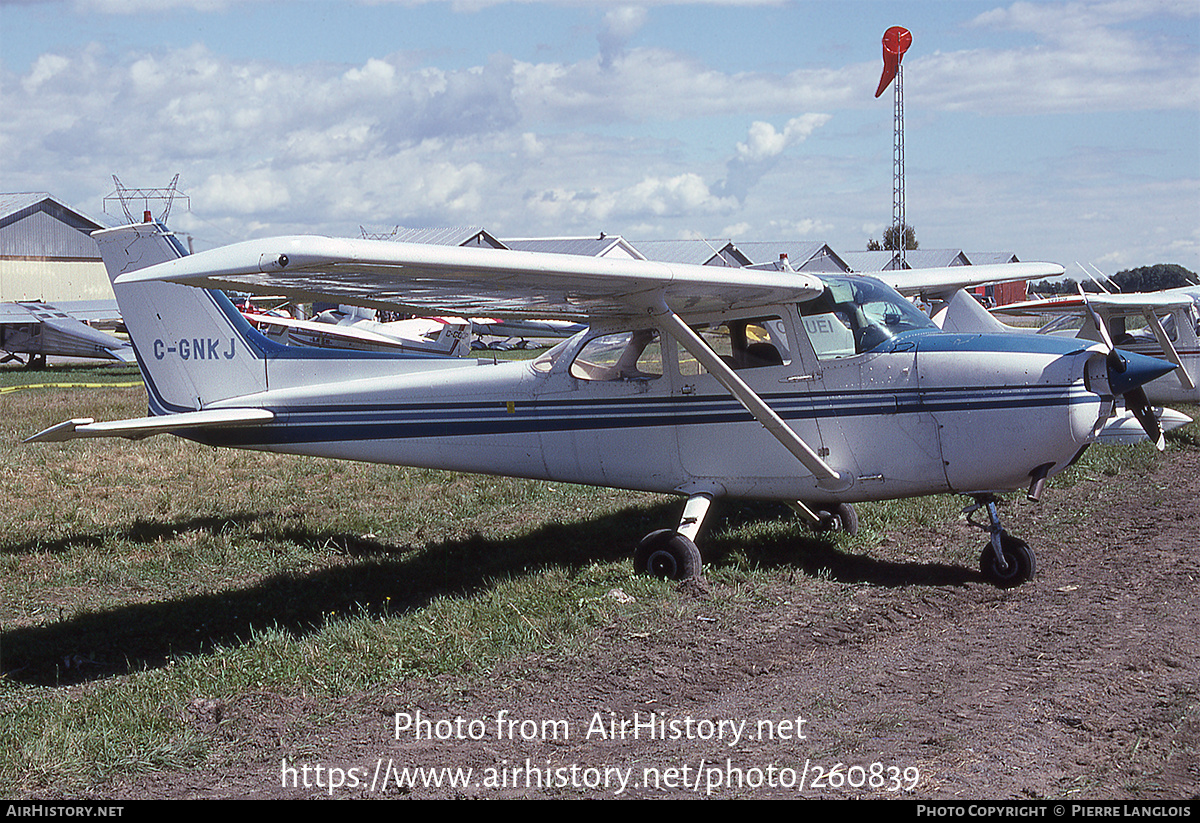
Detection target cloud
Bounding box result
[4,0,1195,269]
[921,0,1200,113]
[598,5,648,69]
[717,113,831,201]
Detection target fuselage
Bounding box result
[190,284,1109,506]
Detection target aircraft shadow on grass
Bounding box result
[2,500,978,687]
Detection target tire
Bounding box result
[815,502,859,536]
[980,532,1036,588]
[634,529,703,581]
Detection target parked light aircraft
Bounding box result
[243,303,473,357]
[27,221,1178,588]
[990,288,1200,406]
[0,300,133,366]
[243,303,578,355]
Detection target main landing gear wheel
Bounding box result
[816,502,858,536]
[979,532,1036,589]
[634,529,703,581]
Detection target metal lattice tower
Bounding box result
[892,65,906,268]
[104,174,189,224]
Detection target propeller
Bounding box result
[1081,292,1168,450]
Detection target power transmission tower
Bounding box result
[105,174,189,224]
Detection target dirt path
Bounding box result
[100,450,1200,799]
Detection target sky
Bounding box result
[2,0,1198,276]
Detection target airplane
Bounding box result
[242,300,580,355]
[934,288,1195,447]
[242,302,474,357]
[26,220,1179,589]
[983,287,1200,406]
[0,299,133,367]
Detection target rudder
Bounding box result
[93,222,269,413]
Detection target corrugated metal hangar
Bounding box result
[0,193,115,303]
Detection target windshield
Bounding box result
[799,275,936,358]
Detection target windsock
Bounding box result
[875,26,912,98]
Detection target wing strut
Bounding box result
[1141,309,1196,391]
[653,307,852,492]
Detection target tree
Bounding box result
[867,223,919,251]
[1110,264,1197,293]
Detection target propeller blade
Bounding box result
[1081,291,1117,353]
[1099,348,1176,447]
[1125,386,1165,450]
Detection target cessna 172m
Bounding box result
[27,221,1178,588]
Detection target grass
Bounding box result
[0,372,1195,796]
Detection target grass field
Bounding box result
[0,366,1194,796]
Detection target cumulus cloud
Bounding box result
[523,171,737,226]
[717,113,831,201]
[919,0,1200,113]
[598,5,648,69]
[5,0,1195,268]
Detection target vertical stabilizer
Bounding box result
[93,223,269,414]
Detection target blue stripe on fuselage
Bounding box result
[184,382,1094,448]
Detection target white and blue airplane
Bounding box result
[26,221,1178,588]
[989,288,1200,406]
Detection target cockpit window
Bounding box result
[569,329,663,381]
[677,316,790,376]
[799,276,936,359]
[531,337,572,373]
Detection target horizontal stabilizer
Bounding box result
[25,408,275,443]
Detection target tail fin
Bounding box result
[93,222,269,414]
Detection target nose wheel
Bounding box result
[633,492,711,581]
[965,496,1036,588]
[634,529,703,581]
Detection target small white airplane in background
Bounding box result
[990,287,1200,406]
[242,302,580,355]
[0,300,133,367]
[242,302,473,358]
[28,221,1179,589]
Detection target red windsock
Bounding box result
[875,26,912,98]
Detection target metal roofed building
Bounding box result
[966,252,1026,305]
[840,250,904,272]
[630,239,752,268]
[502,234,645,260]
[902,249,970,269]
[728,241,850,273]
[840,248,969,272]
[363,225,507,248]
[0,193,116,302]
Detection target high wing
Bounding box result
[0,301,133,363]
[41,299,123,329]
[873,261,1065,301]
[116,233,849,488]
[116,235,827,320]
[994,290,1197,316]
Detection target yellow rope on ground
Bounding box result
[0,381,143,394]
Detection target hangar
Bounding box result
[0,193,115,303]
